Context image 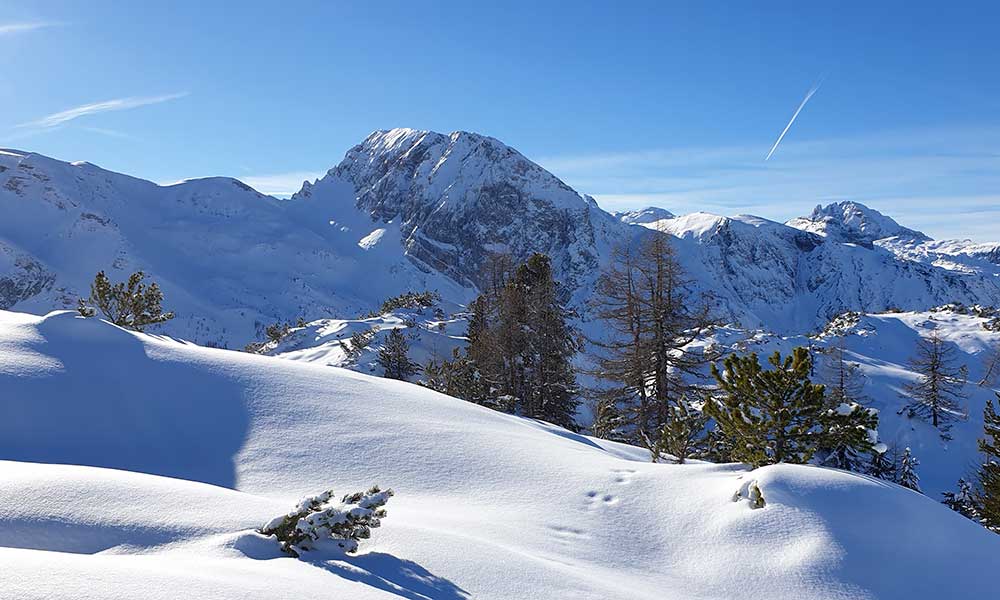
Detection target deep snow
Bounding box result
[1,309,999,599]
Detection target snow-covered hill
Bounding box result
[2,132,998,348]
[1,309,998,599]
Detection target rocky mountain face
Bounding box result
[296,129,629,304]
[786,201,930,246]
[0,131,998,346]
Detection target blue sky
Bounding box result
[2,1,998,240]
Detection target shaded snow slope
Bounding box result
[1,309,999,599]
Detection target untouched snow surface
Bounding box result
[1,309,999,599]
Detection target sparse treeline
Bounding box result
[422,253,580,430]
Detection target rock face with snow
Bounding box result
[296,129,627,302]
[786,201,930,246]
[643,211,1000,333]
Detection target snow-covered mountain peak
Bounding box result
[614,206,675,225]
[296,127,626,297]
[787,201,930,245]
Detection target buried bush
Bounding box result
[259,486,393,557]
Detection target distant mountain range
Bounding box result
[1,130,998,347]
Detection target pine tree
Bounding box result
[706,347,877,468]
[501,254,580,429]
[942,478,981,521]
[651,395,709,464]
[451,253,579,429]
[898,447,921,492]
[817,338,876,471]
[377,329,419,380]
[975,393,1000,531]
[77,270,174,331]
[980,343,999,387]
[591,392,628,443]
[902,333,968,435]
[867,443,897,481]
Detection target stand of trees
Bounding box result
[421,253,580,430]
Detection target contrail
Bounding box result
[765,80,823,161]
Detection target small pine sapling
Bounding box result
[259,486,394,557]
[898,447,921,492]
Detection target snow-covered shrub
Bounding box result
[372,290,442,316]
[259,486,394,557]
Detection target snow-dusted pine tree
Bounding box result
[867,443,897,482]
[378,329,419,380]
[77,270,174,331]
[817,338,877,472]
[259,486,394,557]
[942,478,981,522]
[975,393,1000,532]
[898,447,921,492]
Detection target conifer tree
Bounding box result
[902,333,968,436]
[77,270,174,331]
[450,253,579,429]
[591,393,628,443]
[980,343,999,387]
[942,478,981,522]
[817,338,875,471]
[589,233,714,442]
[975,393,1000,531]
[378,329,419,380]
[651,395,709,464]
[867,443,897,481]
[706,347,878,468]
[898,447,921,492]
[501,253,580,428]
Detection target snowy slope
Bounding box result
[1,309,998,599]
[0,148,469,347]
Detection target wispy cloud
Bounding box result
[537,126,1000,242]
[0,22,58,36]
[240,171,328,197]
[17,93,189,130]
[78,126,140,141]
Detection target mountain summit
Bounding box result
[787,201,930,245]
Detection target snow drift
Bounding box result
[0,309,998,599]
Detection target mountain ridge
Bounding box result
[1,129,998,345]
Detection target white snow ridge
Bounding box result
[0,128,999,599]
